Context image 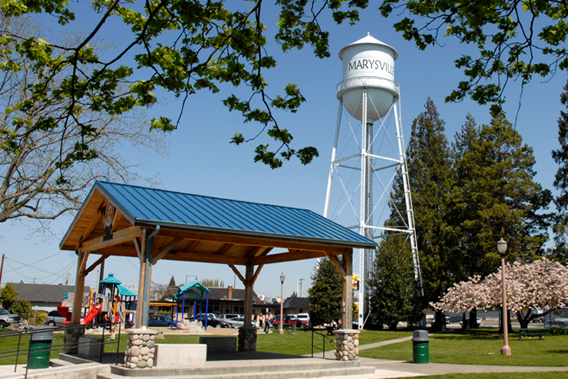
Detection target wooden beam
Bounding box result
[156,228,358,253]
[110,210,123,233]
[84,254,109,276]
[251,264,264,286]
[216,243,234,255]
[135,229,147,328]
[229,264,246,285]
[253,250,326,265]
[134,238,142,261]
[77,206,103,249]
[243,264,254,327]
[81,226,143,252]
[72,249,88,325]
[326,252,346,278]
[78,251,91,277]
[151,237,183,265]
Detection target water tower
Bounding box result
[324,33,423,330]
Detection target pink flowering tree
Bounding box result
[432,259,568,329]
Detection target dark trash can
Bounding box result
[28,326,54,369]
[412,329,429,364]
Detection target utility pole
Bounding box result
[0,254,5,287]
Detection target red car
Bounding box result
[272,314,308,330]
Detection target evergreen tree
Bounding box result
[369,236,421,330]
[451,113,552,278]
[168,276,176,287]
[377,98,453,328]
[308,258,342,327]
[405,98,453,311]
[552,80,568,263]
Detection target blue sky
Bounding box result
[0,2,564,300]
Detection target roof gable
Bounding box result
[60,181,376,251]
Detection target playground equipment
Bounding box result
[172,282,210,330]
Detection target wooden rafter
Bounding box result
[82,226,143,253]
[251,264,264,285]
[84,254,109,276]
[229,264,246,285]
[78,204,103,249]
[216,243,234,256]
[253,250,325,265]
[110,210,123,233]
[326,251,346,278]
[152,237,183,264]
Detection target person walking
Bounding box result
[264,312,273,333]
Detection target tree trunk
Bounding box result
[433,310,446,331]
[461,312,467,330]
[469,308,479,329]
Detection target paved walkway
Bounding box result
[309,335,568,378]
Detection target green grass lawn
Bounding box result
[360,331,568,366]
[422,373,568,379]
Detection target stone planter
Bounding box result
[333,329,360,361]
[124,329,157,369]
[238,326,257,352]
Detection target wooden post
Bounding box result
[244,263,254,327]
[135,230,147,328]
[72,249,88,324]
[342,249,353,329]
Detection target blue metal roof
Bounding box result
[94,181,375,248]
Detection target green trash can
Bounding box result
[28,326,54,369]
[412,329,429,364]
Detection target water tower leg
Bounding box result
[324,101,343,218]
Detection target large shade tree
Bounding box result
[0,15,166,225]
[2,0,565,176]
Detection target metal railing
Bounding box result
[0,322,122,379]
[311,327,336,359]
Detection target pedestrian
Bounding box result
[264,312,272,333]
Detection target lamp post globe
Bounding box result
[498,238,512,356]
[279,273,285,335]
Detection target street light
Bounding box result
[497,238,511,356]
[279,273,285,335]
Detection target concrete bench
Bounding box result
[155,344,207,367]
[199,336,237,354]
[77,337,103,360]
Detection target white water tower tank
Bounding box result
[337,33,399,122]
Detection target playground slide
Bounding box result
[57,302,72,322]
[81,302,103,325]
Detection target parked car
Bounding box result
[45,310,67,326]
[197,314,232,328]
[148,314,178,328]
[296,313,310,329]
[0,308,21,329]
[225,316,245,328]
[272,314,303,329]
[220,313,242,320]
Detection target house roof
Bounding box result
[283,297,310,310]
[8,283,91,304]
[59,181,373,268]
